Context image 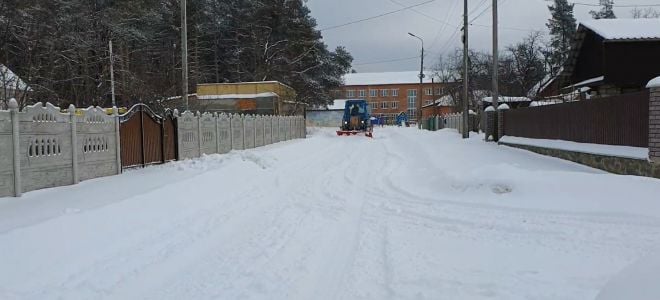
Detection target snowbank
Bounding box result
[499,135,649,160]
[596,252,660,300]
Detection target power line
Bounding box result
[319,0,436,32]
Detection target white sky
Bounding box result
[307,0,660,72]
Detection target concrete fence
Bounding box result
[175,111,305,160]
[423,112,478,134]
[1,99,307,197]
[0,100,121,197]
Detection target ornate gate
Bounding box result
[119,104,178,169]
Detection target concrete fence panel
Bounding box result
[77,106,120,181]
[231,114,245,150]
[255,116,265,147]
[199,112,218,155]
[19,102,75,193]
[177,111,200,159]
[272,116,280,143]
[217,113,231,154]
[264,115,273,145]
[244,115,256,149]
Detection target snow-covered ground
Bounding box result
[1,127,660,300]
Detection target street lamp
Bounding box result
[408,32,424,129]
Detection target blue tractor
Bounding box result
[337,99,373,137]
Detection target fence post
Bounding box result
[69,104,79,184]
[648,78,660,163]
[196,111,202,157]
[497,104,509,141]
[214,112,220,154]
[9,99,21,197]
[114,106,122,174]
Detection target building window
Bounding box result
[359,90,366,98]
[407,89,417,120]
[381,89,389,97]
[381,102,388,109]
[425,88,433,96]
[425,100,433,105]
[435,87,443,95]
[369,102,377,110]
[369,89,377,97]
[391,89,399,97]
[391,101,398,109]
[346,90,355,98]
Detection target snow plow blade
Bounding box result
[336,130,373,138]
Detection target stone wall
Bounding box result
[0,100,121,197]
[499,142,660,179]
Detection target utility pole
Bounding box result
[408,32,424,129]
[181,0,189,111]
[491,0,499,141]
[109,40,116,108]
[462,0,469,139]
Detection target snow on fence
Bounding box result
[175,111,305,160]
[0,100,120,197]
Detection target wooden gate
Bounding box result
[119,104,178,169]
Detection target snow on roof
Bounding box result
[0,64,31,91]
[197,92,278,100]
[482,96,531,103]
[433,95,454,106]
[580,18,660,41]
[343,71,443,86]
[647,76,660,88]
[565,76,604,89]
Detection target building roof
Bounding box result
[197,92,278,100]
[342,71,442,86]
[482,96,531,103]
[580,18,660,41]
[0,64,31,91]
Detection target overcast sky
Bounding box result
[306,0,659,72]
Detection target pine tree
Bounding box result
[590,0,616,19]
[546,0,577,75]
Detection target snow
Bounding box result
[197,92,278,100]
[484,106,495,112]
[500,135,649,160]
[596,252,660,300]
[580,18,660,41]
[1,128,660,299]
[647,76,660,88]
[497,103,510,110]
[566,76,604,89]
[343,71,441,86]
[0,64,31,91]
[483,96,531,103]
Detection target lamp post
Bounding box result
[181,0,189,111]
[408,32,424,129]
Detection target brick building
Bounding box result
[332,71,455,124]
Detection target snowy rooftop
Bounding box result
[197,92,278,100]
[343,71,442,86]
[482,96,531,103]
[580,18,660,41]
[0,64,31,91]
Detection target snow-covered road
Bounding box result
[2,127,660,299]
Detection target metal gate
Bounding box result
[119,104,178,169]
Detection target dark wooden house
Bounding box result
[560,18,660,98]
